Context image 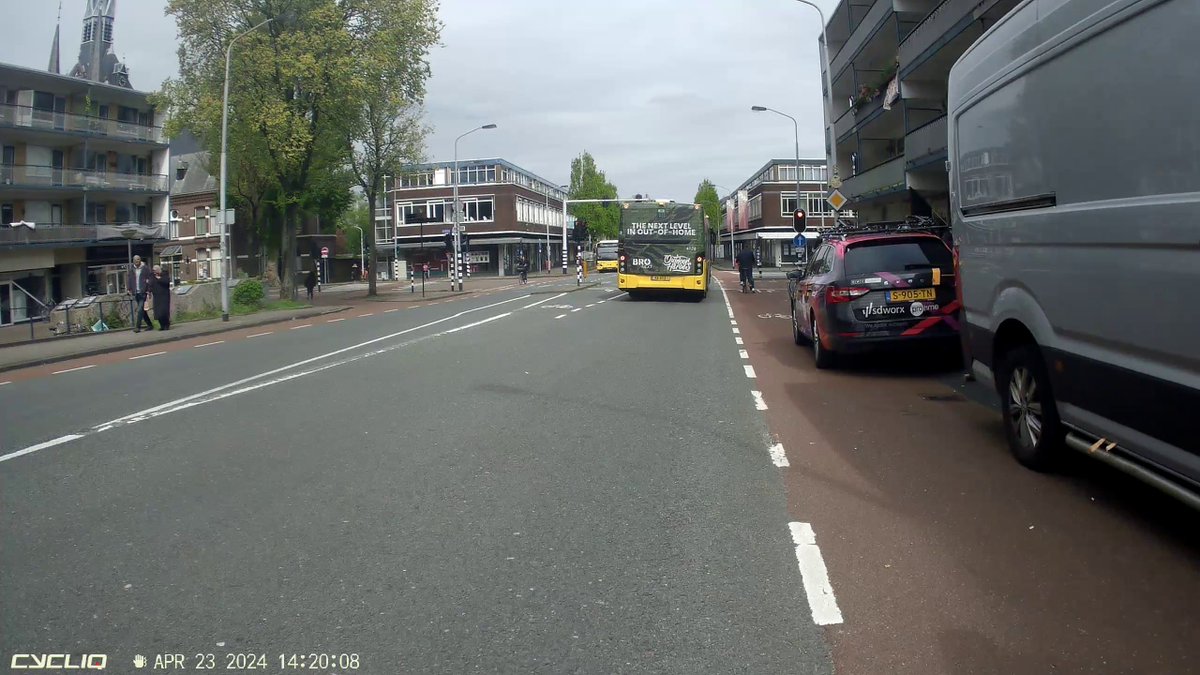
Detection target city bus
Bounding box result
[617,202,709,300]
[594,239,619,272]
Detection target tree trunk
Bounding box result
[280,202,300,300]
[366,191,378,297]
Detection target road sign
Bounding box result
[793,234,805,247]
[320,246,329,259]
[827,189,848,211]
[830,176,842,189]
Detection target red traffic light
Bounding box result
[792,208,807,233]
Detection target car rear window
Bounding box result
[844,238,953,276]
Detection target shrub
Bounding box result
[231,279,265,308]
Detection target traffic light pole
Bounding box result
[560,197,670,270]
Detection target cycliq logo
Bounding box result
[10,653,107,670]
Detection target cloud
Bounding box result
[0,0,836,200]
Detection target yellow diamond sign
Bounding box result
[827,189,848,211]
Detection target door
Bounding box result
[0,283,10,326]
[1,145,13,184]
[51,150,64,186]
[53,96,66,130]
[50,204,62,226]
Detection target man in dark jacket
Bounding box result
[126,255,155,332]
[735,247,758,293]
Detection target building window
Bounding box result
[456,165,497,185]
[196,249,209,279]
[749,194,762,220]
[399,171,433,187]
[102,17,114,43]
[460,197,494,221]
[82,20,93,42]
[1,204,13,225]
[195,207,210,236]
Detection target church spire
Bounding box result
[48,1,62,74]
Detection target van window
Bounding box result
[845,238,952,276]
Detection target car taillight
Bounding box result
[826,286,869,303]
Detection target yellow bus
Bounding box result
[594,240,619,272]
[617,202,709,300]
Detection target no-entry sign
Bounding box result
[320,247,329,259]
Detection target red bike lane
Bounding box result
[716,269,1199,675]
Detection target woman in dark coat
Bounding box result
[149,264,172,330]
[304,268,317,300]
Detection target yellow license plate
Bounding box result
[888,288,935,302]
[651,276,670,281]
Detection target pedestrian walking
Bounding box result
[735,247,759,293]
[304,268,317,301]
[149,264,172,330]
[127,255,155,332]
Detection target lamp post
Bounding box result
[712,183,733,262]
[219,15,277,321]
[453,123,497,292]
[792,0,839,182]
[545,184,567,272]
[751,106,803,218]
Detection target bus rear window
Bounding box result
[844,238,953,276]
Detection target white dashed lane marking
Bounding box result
[247,331,273,339]
[751,391,768,410]
[193,340,225,348]
[743,365,756,378]
[739,349,749,359]
[128,351,167,361]
[789,522,844,626]
[326,318,345,323]
[768,443,789,467]
[52,364,96,375]
[735,337,744,345]
[555,314,568,319]
[290,324,312,330]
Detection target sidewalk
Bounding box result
[0,304,350,373]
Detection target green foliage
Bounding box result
[232,279,266,307]
[568,151,620,240]
[105,309,128,329]
[161,0,437,300]
[694,180,722,238]
[338,197,371,253]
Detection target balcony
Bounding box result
[904,115,947,166]
[0,103,166,144]
[0,222,167,248]
[898,0,1018,75]
[830,0,894,79]
[841,155,907,202]
[0,164,169,193]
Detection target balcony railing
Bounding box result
[904,115,948,164]
[0,103,166,144]
[841,155,907,201]
[898,0,1001,72]
[0,164,169,192]
[830,0,893,78]
[0,222,168,247]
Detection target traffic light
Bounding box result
[792,208,807,233]
[461,231,470,250]
[443,231,454,252]
[574,221,588,242]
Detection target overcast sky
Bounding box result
[1,0,835,200]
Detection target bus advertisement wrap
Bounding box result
[618,202,709,297]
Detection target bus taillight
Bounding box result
[695,254,705,274]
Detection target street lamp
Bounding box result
[453,123,497,292]
[352,225,365,280]
[219,15,278,321]
[751,106,804,222]
[546,184,567,272]
[791,0,839,183]
[712,183,733,262]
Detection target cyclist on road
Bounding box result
[736,247,759,293]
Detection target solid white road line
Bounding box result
[128,351,167,360]
[751,390,768,410]
[52,364,96,375]
[744,365,756,378]
[739,349,749,359]
[326,317,345,323]
[290,324,312,330]
[0,434,84,463]
[768,443,790,467]
[609,292,628,300]
[442,312,511,334]
[193,340,225,348]
[522,292,568,310]
[555,314,568,319]
[789,522,844,626]
[735,337,744,345]
[247,331,273,338]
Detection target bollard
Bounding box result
[576,254,582,286]
[409,264,414,294]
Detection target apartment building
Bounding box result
[0,0,168,326]
[820,0,1019,222]
[720,159,843,267]
[378,158,568,277]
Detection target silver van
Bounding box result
[947,0,1199,507]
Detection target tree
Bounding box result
[694,179,722,242]
[568,151,619,241]
[164,0,369,299]
[344,0,439,296]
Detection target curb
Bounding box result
[0,306,351,374]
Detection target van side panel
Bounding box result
[950,0,1200,474]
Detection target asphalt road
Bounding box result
[726,271,1199,675]
[3,270,1196,675]
[0,274,831,674]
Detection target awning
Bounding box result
[158,245,183,256]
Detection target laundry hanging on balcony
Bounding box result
[882,76,900,111]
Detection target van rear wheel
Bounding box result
[997,344,1065,470]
